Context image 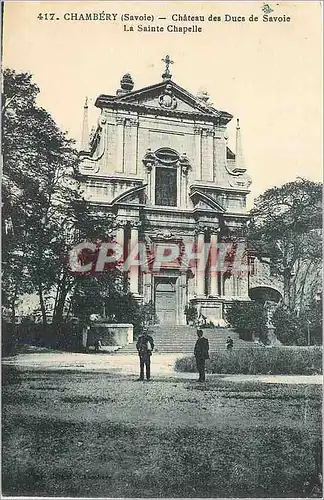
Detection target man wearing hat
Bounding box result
[136,328,155,381]
[194,329,209,382]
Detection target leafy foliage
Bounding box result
[226,301,268,341]
[175,346,322,375]
[2,69,141,342]
[272,301,322,346]
[248,178,322,308]
[2,68,84,327]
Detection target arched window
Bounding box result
[154,148,179,207]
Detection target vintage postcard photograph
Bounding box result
[1,1,323,498]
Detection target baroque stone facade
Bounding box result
[79,59,277,326]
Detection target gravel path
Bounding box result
[3,352,323,385]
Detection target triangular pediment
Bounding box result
[190,189,226,213]
[111,184,147,206]
[96,80,233,122]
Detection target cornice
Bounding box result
[190,182,251,195]
[95,99,232,125]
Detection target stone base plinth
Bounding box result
[190,296,250,327]
[190,297,227,327]
[84,323,133,348]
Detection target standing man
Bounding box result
[94,338,102,353]
[194,329,209,382]
[136,328,154,381]
[226,336,234,351]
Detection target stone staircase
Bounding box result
[118,326,253,354]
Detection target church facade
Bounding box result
[78,57,278,326]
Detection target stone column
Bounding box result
[142,149,155,204]
[129,221,140,295]
[115,219,127,265]
[179,154,190,208]
[196,228,205,297]
[178,273,187,325]
[210,231,218,296]
[143,273,153,304]
[115,220,126,248]
[225,275,235,297]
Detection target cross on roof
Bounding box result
[161,55,174,80]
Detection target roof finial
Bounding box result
[81,96,89,152]
[117,73,134,95]
[161,55,174,80]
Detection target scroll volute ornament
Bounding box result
[179,152,191,175]
[142,149,156,172]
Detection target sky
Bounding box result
[3,1,323,205]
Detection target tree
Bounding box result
[248,178,322,309]
[226,301,268,342]
[272,300,322,346]
[2,68,150,350]
[2,69,84,329]
[2,70,41,324]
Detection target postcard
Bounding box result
[2,2,322,498]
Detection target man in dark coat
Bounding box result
[194,329,209,382]
[226,336,234,351]
[136,329,154,381]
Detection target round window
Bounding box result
[155,148,179,165]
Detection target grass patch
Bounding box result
[60,395,115,403]
[185,379,322,399]
[2,416,322,498]
[2,369,322,497]
[175,347,322,375]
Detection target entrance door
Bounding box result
[155,279,176,325]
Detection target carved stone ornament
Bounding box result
[155,230,173,239]
[159,83,177,109]
[130,220,142,230]
[142,149,156,172]
[179,152,191,175]
[194,223,206,235]
[113,219,128,230]
[229,173,252,188]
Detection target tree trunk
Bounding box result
[38,281,48,331]
[10,281,19,327]
[53,291,67,327]
[52,274,68,327]
[283,270,291,308]
[298,261,314,312]
[52,273,75,328]
[10,299,16,328]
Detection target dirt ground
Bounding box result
[2,360,322,498]
[3,350,323,384]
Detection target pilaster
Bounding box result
[129,220,141,295]
[210,230,218,297]
[195,225,206,297]
[193,126,202,180]
[124,118,138,175]
[202,128,214,182]
[115,116,125,173]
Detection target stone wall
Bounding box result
[84,323,133,349]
